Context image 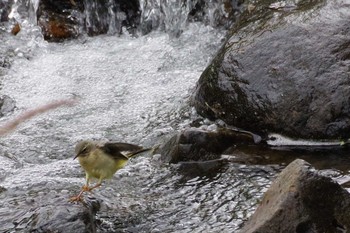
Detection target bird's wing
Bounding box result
[99,142,144,160]
[127,148,152,158]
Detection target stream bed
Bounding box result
[1,1,350,232]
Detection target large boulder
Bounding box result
[240,159,350,233]
[192,0,350,140]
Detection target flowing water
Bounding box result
[0,0,350,232]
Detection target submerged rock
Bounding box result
[177,159,228,177]
[0,95,16,117]
[29,198,100,233]
[192,0,350,140]
[160,127,260,163]
[0,0,13,22]
[240,159,350,233]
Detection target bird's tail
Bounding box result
[126,145,160,158]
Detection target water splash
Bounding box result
[267,133,343,147]
[8,0,39,25]
[5,0,46,56]
[28,0,39,24]
[163,0,197,38]
[5,0,237,39]
[139,0,240,37]
[139,0,198,37]
[82,0,138,35]
[83,0,112,35]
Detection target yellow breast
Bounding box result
[78,149,128,180]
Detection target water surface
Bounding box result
[0,5,349,232]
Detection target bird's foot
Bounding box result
[69,194,84,203]
[82,185,92,192]
[69,184,102,203]
[85,183,101,192]
[69,186,89,203]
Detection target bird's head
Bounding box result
[74,140,95,159]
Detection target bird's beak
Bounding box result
[73,154,80,160]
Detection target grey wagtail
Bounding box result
[70,140,152,202]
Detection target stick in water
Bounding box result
[0,98,77,136]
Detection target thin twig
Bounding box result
[0,98,78,136]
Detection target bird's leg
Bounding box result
[69,189,85,202]
[86,179,102,192]
[87,182,101,192]
[70,182,102,203]
[69,176,91,202]
[81,174,92,191]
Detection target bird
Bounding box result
[69,140,152,202]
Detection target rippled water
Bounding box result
[0,22,275,232]
[0,23,223,162]
[1,4,350,232]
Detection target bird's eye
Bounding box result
[81,146,88,153]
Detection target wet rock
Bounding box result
[11,23,21,35]
[0,34,15,76]
[0,95,16,117]
[115,0,140,34]
[39,0,84,13]
[36,0,140,41]
[0,0,13,22]
[37,0,82,41]
[38,12,80,42]
[192,0,350,140]
[188,0,241,28]
[30,198,100,233]
[0,192,100,232]
[240,159,350,233]
[0,54,12,69]
[160,127,260,163]
[51,0,139,36]
[80,0,138,36]
[0,186,6,193]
